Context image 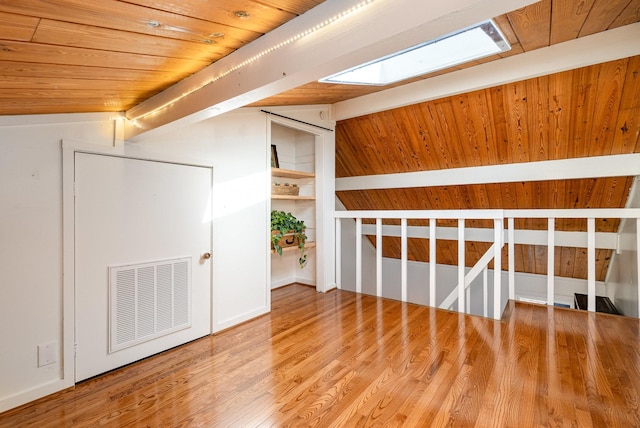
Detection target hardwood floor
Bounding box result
[2,284,640,427]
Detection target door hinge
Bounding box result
[74,343,78,357]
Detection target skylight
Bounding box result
[319,20,510,86]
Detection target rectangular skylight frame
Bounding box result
[319,19,511,86]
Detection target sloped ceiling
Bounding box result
[254,0,640,107]
[335,57,640,280]
[1,0,638,118]
[0,0,324,115]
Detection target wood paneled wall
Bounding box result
[336,57,640,281]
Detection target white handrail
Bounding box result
[335,208,640,219]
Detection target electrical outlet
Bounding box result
[37,342,57,367]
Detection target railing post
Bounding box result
[588,218,596,312]
[494,218,502,319]
[335,218,342,290]
[547,218,555,306]
[401,218,408,302]
[376,218,382,297]
[356,217,362,294]
[637,218,640,317]
[483,266,488,318]
[429,217,437,307]
[508,217,515,300]
[458,219,465,313]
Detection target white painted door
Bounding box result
[74,153,212,381]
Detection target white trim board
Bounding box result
[0,112,119,127]
[336,154,640,191]
[334,23,640,121]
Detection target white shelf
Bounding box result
[271,241,316,253]
[271,194,315,200]
[272,167,315,179]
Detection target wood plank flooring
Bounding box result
[2,284,640,427]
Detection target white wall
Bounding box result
[126,109,271,332]
[0,113,115,412]
[0,107,303,411]
[607,177,640,317]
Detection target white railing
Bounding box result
[335,209,640,320]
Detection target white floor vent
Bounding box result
[109,257,191,353]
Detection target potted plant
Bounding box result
[271,210,307,267]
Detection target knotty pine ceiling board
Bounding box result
[257,0,325,15]
[31,19,234,62]
[0,0,263,44]
[506,0,552,51]
[335,57,640,280]
[125,0,299,34]
[0,11,39,41]
[0,39,212,72]
[336,57,640,178]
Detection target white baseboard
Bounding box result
[271,277,316,289]
[0,379,69,413]
[212,305,270,333]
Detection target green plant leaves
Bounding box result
[271,210,307,267]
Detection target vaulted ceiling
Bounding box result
[1,0,639,280]
[255,0,640,107]
[335,57,640,280]
[0,0,324,115]
[0,0,638,116]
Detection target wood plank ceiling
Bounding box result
[0,0,637,115]
[253,0,640,107]
[0,0,325,115]
[335,57,640,281]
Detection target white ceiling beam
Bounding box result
[334,23,640,121]
[336,154,640,191]
[124,0,538,141]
